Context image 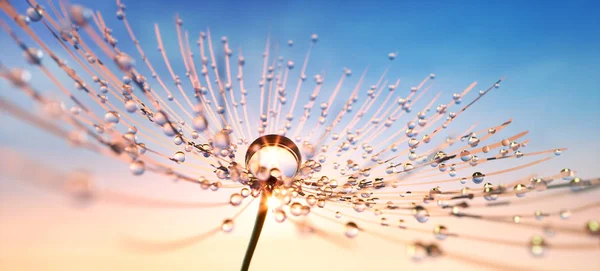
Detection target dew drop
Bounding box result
[345,222,359,238]
[353,199,366,212]
[214,130,230,149]
[290,202,303,216]
[586,220,599,235]
[529,236,546,257]
[129,160,145,175]
[570,177,585,191]
[230,193,243,206]
[472,172,485,184]
[560,168,574,180]
[221,219,234,232]
[26,7,43,22]
[413,205,429,223]
[173,151,185,163]
[274,210,287,223]
[559,210,571,220]
[459,150,472,162]
[513,215,522,224]
[241,188,250,198]
[434,225,448,240]
[125,100,137,113]
[104,111,120,123]
[193,115,208,131]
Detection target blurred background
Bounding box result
[1,0,599,270]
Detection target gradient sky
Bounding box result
[1,0,599,270]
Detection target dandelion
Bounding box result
[0,0,599,270]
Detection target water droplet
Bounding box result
[69,5,93,26]
[221,219,234,232]
[513,183,527,197]
[125,100,137,113]
[513,215,522,224]
[559,210,571,220]
[353,199,366,212]
[570,177,585,191]
[529,236,545,257]
[193,115,208,131]
[406,242,427,261]
[345,222,359,238]
[26,7,43,22]
[230,193,243,206]
[586,220,599,235]
[214,130,230,149]
[129,160,145,175]
[532,178,547,191]
[154,111,168,125]
[413,206,429,223]
[104,111,120,123]
[434,225,448,240]
[274,210,287,223]
[460,150,472,162]
[472,172,485,184]
[561,168,574,180]
[173,151,185,163]
[241,188,250,197]
[115,53,135,71]
[290,202,303,216]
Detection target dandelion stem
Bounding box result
[241,189,269,271]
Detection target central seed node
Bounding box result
[245,135,301,185]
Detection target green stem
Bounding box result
[240,190,269,271]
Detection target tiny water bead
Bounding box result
[407,242,441,261]
[230,193,243,206]
[560,168,574,180]
[559,210,571,220]
[240,188,251,197]
[472,172,485,184]
[586,220,600,235]
[129,160,145,175]
[529,236,546,256]
[104,111,120,123]
[353,199,367,212]
[345,222,359,238]
[413,206,430,223]
[290,202,303,216]
[434,225,448,240]
[274,210,287,223]
[513,215,522,224]
[173,151,186,163]
[221,219,234,233]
